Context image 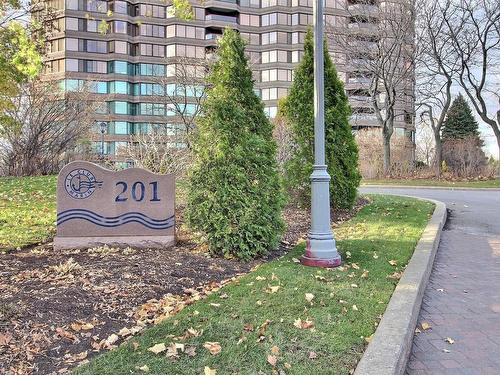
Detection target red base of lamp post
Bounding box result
[300,240,342,268]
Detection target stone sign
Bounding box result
[54,161,175,250]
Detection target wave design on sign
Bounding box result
[57,209,174,229]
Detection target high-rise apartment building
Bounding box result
[41,0,415,164]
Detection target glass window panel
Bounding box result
[114,121,129,134]
[66,17,78,30]
[66,58,79,71]
[113,61,128,74]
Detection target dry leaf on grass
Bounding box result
[204,367,216,375]
[203,342,222,355]
[305,293,315,303]
[266,285,280,294]
[271,346,280,355]
[148,343,167,354]
[309,351,318,359]
[388,260,398,266]
[293,319,314,329]
[267,354,277,367]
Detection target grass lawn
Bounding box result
[362,178,500,188]
[73,195,434,375]
[0,175,57,252]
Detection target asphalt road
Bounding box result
[360,186,500,375]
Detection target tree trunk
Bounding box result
[383,135,391,176]
[434,131,442,178]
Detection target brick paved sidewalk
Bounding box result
[406,215,500,375]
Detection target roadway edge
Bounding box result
[354,195,447,375]
[361,184,500,191]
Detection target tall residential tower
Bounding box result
[42,0,415,164]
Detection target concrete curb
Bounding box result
[354,195,447,375]
[361,184,500,191]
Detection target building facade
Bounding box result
[41,0,415,163]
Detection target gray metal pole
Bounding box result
[300,0,341,268]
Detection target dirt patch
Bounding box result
[0,199,367,375]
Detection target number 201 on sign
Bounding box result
[115,181,160,202]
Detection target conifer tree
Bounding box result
[283,30,360,209]
[442,94,481,141]
[186,28,285,260]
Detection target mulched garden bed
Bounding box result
[0,199,368,375]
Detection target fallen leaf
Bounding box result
[185,346,197,357]
[285,362,292,369]
[365,335,373,343]
[258,319,272,336]
[243,323,254,332]
[256,276,266,281]
[361,270,369,278]
[293,319,314,329]
[266,285,280,293]
[388,260,398,266]
[204,366,216,375]
[81,323,94,330]
[421,322,432,331]
[267,354,277,367]
[148,343,167,354]
[203,342,222,355]
[118,327,132,337]
[351,284,358,288]
[166,343,179,357]
[445,337,455,344]
[271,346,280,355]
[210,303,221,308]
[292,257,300,263]
[219,293,228,299]
[138,365,149,372]
[373,253,379,259]
[309,351,318,359]
[352,305,358,311]
[55,327,77,342]
[305,293,315,303]
[315,275,327,281]
[105,334,119,347]
[351,263,360,270]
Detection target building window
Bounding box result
[114,21,127,34]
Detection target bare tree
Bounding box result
[333,0,416,174]
[443,0,500,156]
[123,129,192,176]
[272,114,296,175]
[415,119,436,167]
[0,80,101,176]
[415,0,460,176]
[153,57,207,148]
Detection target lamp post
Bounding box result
[98,122,107,161]
[300,0,341,268]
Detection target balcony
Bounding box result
[347,3,378,16]
[347,22,378,32]
[348,77,372,84]
[350,113,378,125]
[205,14,238,24]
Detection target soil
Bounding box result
[0,199,368,375]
